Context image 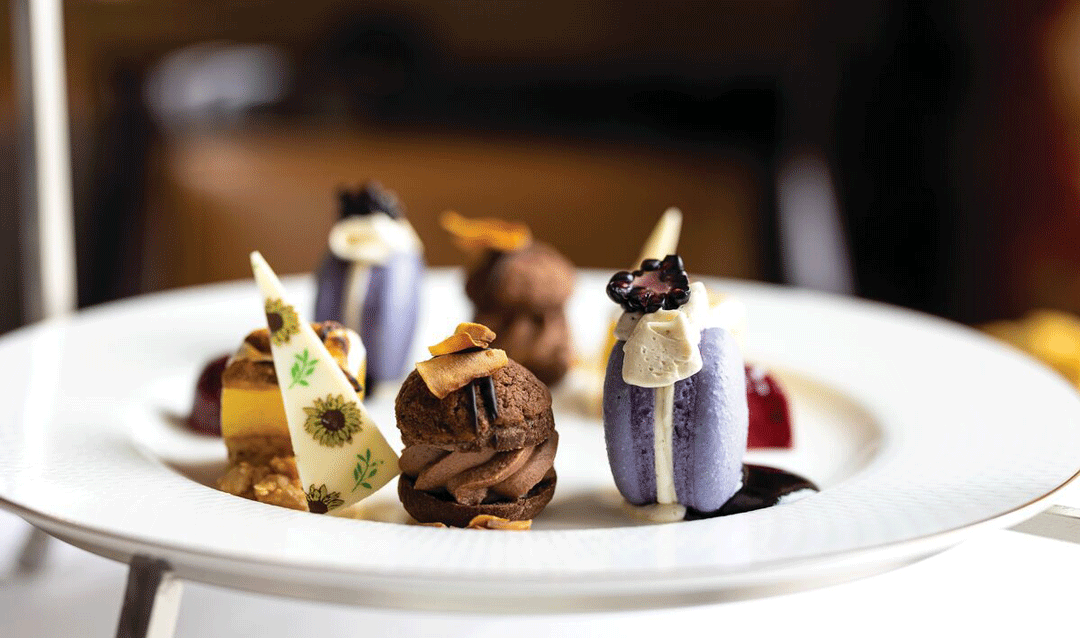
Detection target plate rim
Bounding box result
[3,462,1076,586]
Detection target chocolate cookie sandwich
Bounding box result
[441,211,575,385]
[395,323,559,527]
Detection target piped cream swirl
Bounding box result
[399,433,558,506]
[616,281,710,387]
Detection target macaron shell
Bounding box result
[602,345,656,505]
[313,253,348,325]
[314,252,425,383]
[672,327,748,512]
[360,252,424,382]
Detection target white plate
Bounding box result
[1,269,1079,612]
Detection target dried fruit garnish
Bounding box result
[414,516,531,530]
[428,323,497,356]
[416,349,509,398]
[606,254,691,313]
[466,514,531,530]
[440,211,532,252]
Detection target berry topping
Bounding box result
[338,182,403,219]
[606,254,691,313]
[745,365,793,449]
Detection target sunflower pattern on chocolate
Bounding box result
[303,394,365,447]
[265,298,301,346]
[305,484,345,514]
[247,251,400,513]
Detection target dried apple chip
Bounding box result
[466,514,531,530]
[429,322,497,356]
[416,349,509,398]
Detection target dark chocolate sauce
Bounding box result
[685,464,818,520]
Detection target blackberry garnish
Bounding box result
[338,182,403,219]
[606,254,691,313]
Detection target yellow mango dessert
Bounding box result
[216,321,366,510]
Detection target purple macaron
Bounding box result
[313,183,424,386]
[603,255,749,514]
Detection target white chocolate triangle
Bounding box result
[634,207,682,267]
[250,251,399,513]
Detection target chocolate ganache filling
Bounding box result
[399,432,558,506]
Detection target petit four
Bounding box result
[219,322,365,466]
[442,211,575,385]
[603,255,748,519]
[250,251,399,513]
[314,183,425,389]
[215,321,367,511]
[395,322,559,527]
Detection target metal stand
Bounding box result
[13,0,78,322]
[115,555,184,638]
[14,527,51,575]
[10,0,82,592]
[1011,505,1080,544]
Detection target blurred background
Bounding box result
[3,0,1077,335]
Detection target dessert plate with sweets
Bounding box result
[1,269,1078,611]
[1,209,1080,612]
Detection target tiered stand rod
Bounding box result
[16,0,180,636]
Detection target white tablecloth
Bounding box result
[3,490,1078,637]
